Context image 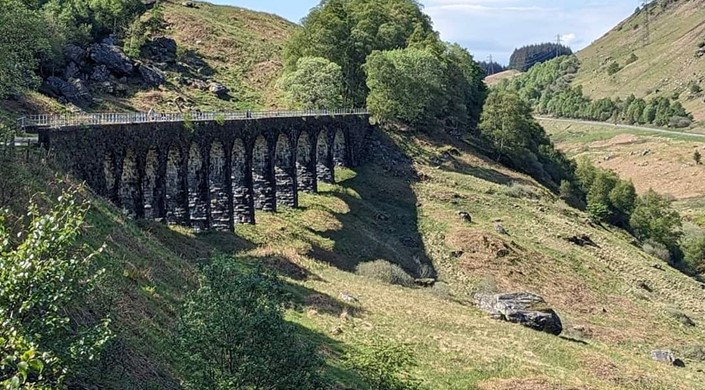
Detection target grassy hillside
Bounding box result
[115,1,295,112]
[484,70,521,87]
[0,1,296,117]
[573,0,705,122]
[540,117,705,230]
[8,122,705,388]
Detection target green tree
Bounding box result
[586,171,617,222]
[365,48,444,124]
[608,179,637,226]
[284,0,437,105]
[0,1,49,98]
[277,56,344,109]
[177,257,324,390]
[0,188,111,388]
[683,234,705,273]
[478,91,537,158]
[439,43,487,130]
[630,189,683,251]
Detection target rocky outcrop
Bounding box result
[89,43,134,76]
[63,44,86,64]
[474,292,563,335]
[144,37,177,63]
[138,64,166,87]
[43,76,92,107]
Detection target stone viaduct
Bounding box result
[36,113,372,232]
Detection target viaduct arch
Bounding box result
[39,114,371,232]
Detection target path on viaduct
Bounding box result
[35,110,372,232]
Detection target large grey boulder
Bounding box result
[209,81,228,96]
[651,349,685,367]
[89,43,134,76]
[44,76,92,107]
[63,44,86,64]
[474,292,563,335]
[138,64,165,87]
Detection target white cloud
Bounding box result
[419,0,636,64]
[560,33,577,45]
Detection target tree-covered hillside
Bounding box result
[509,42,572,72]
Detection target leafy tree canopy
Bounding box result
[278,56,344,109]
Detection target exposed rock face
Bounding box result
[63,44,86,64]
[89,43,134,76]
[138,64,166,87]
[144,37,178,63]
[90,65,111,82]
[64,62,81,80]
[474,292,563,335]
[44,76,92,107]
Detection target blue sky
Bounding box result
[217,1,638,65]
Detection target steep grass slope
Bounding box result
[8,123,705,388]
[116,1,295,112]
[0,1,296,117]
[573,0,705,122]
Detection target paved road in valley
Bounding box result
[536,116,705,140]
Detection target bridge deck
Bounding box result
[19,109,369,131]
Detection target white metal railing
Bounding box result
[19,109,369,129]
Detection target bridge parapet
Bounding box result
[21,109,368,130]
[38,113,372,232]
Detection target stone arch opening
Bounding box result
[232,138,254,224]
[187,143,208,231]
[104,150,117,201]
[209,141,231,231]
[252,135,275,211]
[143,149,158,219]
[296,131,315,192]
[316,130,333,183]
[166,145,187,225]
[333,129,347,167]
[119,149,139,218]
[275,134,296,208]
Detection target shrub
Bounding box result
[694,149,702,165]
[669,116,692,128]
[0,188,110,388]
[505,182,541,199]
[177,257,324,389]
[183,111,194,132]
[682,234,705,272]
[607,62,622,76]
[214,113,226,126]
[689,81,702,95]
[356,260,415,287]
[642,240,671,262]
[698,41,705,49]
[630,189,683,252]
[343,339,423,390]
[626,53,638,65]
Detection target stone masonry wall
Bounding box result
[40,115,371,231]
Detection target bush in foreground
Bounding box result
[177,257,324,390]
